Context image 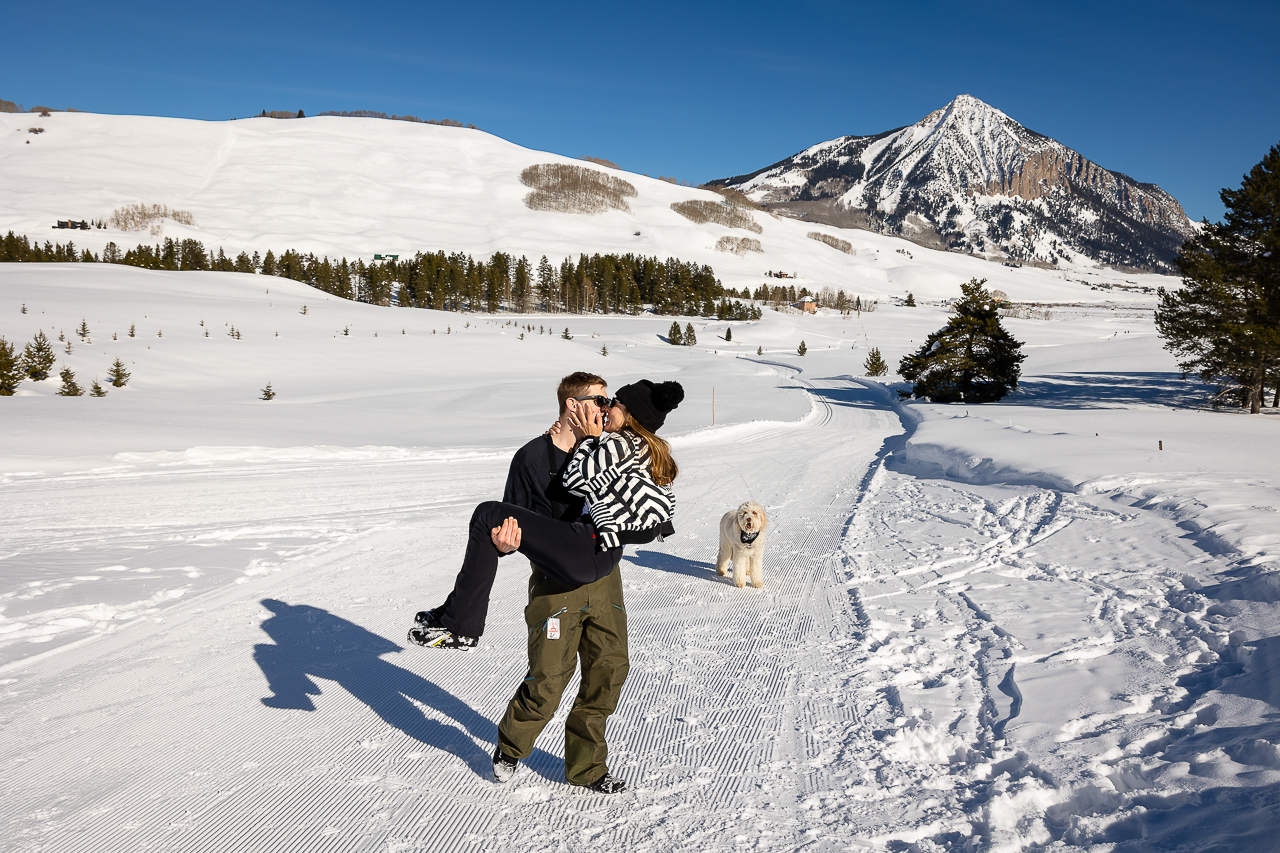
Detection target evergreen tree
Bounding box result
[107,358,130,387]
[863,347,888,376]
[89,379,108,397]
[261,382,276,400]
[57,366,83,396]
[128,324,136,338]
[77,318,90,339]
[1156,142,1280,413]
[898,278,1025,403]
[668,321,683,345]
[904,292,917,307]
[725,326,732,342]
[536,256,556,310]
[21,330,56,380]
[0,337,22,395]
[684,323,697,346]
[797,340,807,356]
[561,327,573,340]
[601,345,608,356]
[757,346,763,355]
[261,250,278,276]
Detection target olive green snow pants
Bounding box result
[496,563,629,786]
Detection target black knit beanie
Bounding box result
[614,380,684,433]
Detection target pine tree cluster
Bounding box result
[2,233,727,317]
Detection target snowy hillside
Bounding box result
[709,94,1196,272]
[0,109,1177,305]
[3,258,1280,851]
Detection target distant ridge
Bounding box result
[707,94,1195,272]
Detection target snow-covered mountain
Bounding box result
[708,94,1196,272]
[0,109,1176,305]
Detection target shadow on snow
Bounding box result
[251,598,561,782]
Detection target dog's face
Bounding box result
[736,502,768,535]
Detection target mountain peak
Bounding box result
[709,96,1193,272]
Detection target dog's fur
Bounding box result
[716,501,769,588]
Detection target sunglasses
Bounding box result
[571,395,616,408]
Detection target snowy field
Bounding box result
[3,259,1279,853]
[2,112,1279,851]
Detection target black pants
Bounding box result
[435,501,623,638]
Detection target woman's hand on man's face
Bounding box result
[568,404,604,438]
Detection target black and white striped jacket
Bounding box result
[562,431,675,550]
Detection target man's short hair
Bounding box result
[557,372,607,414]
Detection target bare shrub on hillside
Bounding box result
[109,203,196,232]
[0,98,22,113]
[807,231,853,254]
[1000,305,1054,321]
[672,200,763,234]
[705,185,762,211]
[716,236,763,255]
[580,155,621,170]
[317,110,480,129]
[521,163,637,215]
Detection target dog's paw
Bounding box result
[751,581,765,589]
[734,580,746,588]
[716,567,727,576]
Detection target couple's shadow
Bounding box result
[252,598,560,781]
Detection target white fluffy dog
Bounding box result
[716,502,770,588]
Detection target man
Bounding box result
[414,372,630,794]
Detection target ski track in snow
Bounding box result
[0,374,1274,852]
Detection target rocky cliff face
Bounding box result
[708,94,1195,272]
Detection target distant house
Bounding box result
[54,220,89,230]
[792,296,817,314]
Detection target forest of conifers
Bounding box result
[0,232,736,317]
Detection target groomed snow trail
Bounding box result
[2,374,1262,851]
[0,372,901,852]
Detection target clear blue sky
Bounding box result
[4,0,1277,222]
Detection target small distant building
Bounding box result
[792,295,817,314]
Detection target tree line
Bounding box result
[0,232,728,316]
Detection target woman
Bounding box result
[410,379,684,649]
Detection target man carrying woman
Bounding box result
[410,373,683,794]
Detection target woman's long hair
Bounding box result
[623,414,678,486]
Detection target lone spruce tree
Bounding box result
[0,337,22,395]
[89,379,108,397]
[261,382,276,400]
[1156,142,1280,413]
[898,278,1025,403]
[684,323,697,346]
[21,330,56,381]
[57,366,83,396]
[107,358,130,387]
[863,347,888,376]
[797,340,807,356]
[725,326,732,342]
[668,321,683,345]
[904,292,917,307]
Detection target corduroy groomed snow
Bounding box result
[614,380,684,433]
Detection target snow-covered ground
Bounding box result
[3,256,1278,852]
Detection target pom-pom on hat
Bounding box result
[614,380,684,433]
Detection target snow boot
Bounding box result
[492,746,519,783]
[414,609,443,629]
[578,772,627,794]
[406,627,477,649]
